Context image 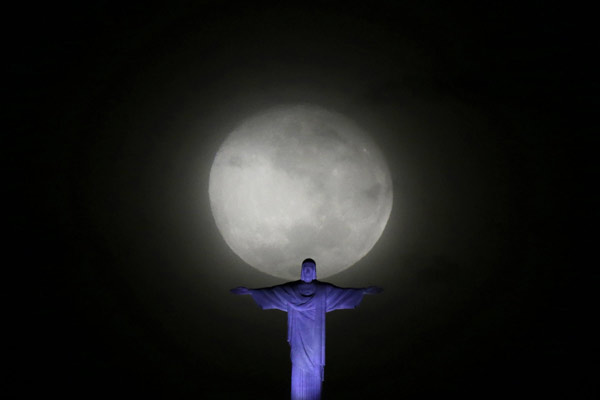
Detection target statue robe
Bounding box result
[249,280,365,400]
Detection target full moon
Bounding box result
[208,105,393,280]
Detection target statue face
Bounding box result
[301,261,317,282]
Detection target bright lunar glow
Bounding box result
[209,105,393,280]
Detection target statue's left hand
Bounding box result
[364,286,383,295]
[230,286,251,295]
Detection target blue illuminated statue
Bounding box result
[231,258,382,400]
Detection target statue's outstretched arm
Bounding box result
[363,286,383,295]
[230,286,251,295]
[230,284,290,310]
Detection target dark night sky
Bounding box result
[9,1,595,398]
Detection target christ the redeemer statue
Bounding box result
[231,258,382,400]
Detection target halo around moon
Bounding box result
[208,104,393,280]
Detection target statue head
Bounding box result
[301,258,317,282]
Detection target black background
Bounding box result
[9,1,595,398]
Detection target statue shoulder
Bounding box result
[316,281,335,289]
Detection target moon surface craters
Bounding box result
[209,104,393,280]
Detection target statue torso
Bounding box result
[298,281,317,297]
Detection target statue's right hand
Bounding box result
[364,286,383,295]
[230,286,250,295]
